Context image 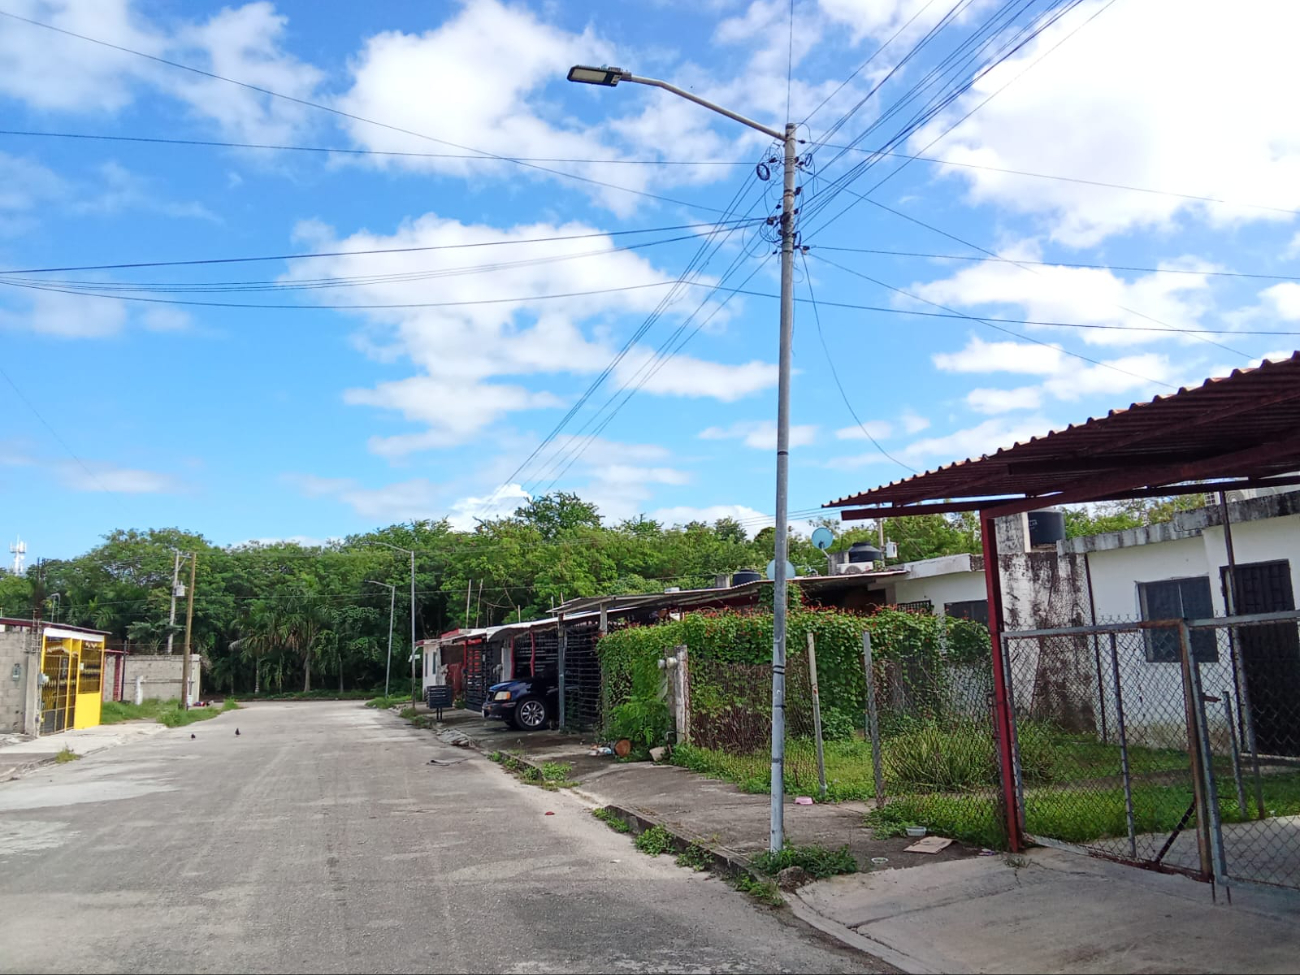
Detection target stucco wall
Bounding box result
[889,571,988,613]
[121,654,201,702]
[0,631,31,733]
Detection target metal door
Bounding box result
[1225,560,1299,756]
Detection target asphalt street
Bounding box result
[0,701,882,974]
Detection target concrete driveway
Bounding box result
[0,701,882,975]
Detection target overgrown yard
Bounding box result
[101,697,240,728]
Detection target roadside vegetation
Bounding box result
[100,697,240,729]
[54,746,80,764]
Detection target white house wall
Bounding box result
[1084,535,1209,621]
[890,572,988,613]
[1200,513,1300,614]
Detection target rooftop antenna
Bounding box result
[9,537,26,575]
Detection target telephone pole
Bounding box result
[181,552,196,709]
[166,549,182,655]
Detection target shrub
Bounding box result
[676,844,713,872]
[752,844,856,879]
[883,721,996,791]
[734,874,784,906]
[634,825,675,857]
[592,807,631,833]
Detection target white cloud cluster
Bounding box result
[0,1,323,143]
[282,214,775,453]
[915,0,1300,246]
[1,444,186,493]
[935,336,1178,414]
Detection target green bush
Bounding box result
[882,721,996,791]
[752,844,856,879]
[818,707,858,742]
[592,807,631,833]
[676,844,713,872]
[634,825,675,857]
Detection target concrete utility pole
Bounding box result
[567,64,799,853]
[181,552,196,709]
[166,549,181,655]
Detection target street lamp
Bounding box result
[366,580,397,698]
[568,64,798,853]
[365,540,418,704]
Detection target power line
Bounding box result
[799,249,917,473]
[0,220,759,275]
[0,365,115,494]
[815,246,1300,283]
[0,128,753,165]
[805,251,1178,390]
[0,9,734,214]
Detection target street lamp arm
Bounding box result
[622,74,784,140]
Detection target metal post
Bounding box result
[181,553,196,709]
[1223,690,1248,819]
[1178,621,1221,882]
[980,512,1024,851]
[769,120,798,854]
[1218,490,1265,820]
[1108,632,1138,860]
[807,631,827,799]
[1190,621,1227,889]
[166,549,180,655]
[557,617,567,732]
[863,631,885,809]
[409,550,417,705]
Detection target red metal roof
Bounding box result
[826,352,1300,514]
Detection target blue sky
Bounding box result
[3,0,1298,561]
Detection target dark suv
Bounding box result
[482,670,558,731]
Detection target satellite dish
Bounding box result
[765,559,797,581]
[810,527,834,551]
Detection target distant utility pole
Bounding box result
[181,552,196,709]
[166,549,182,655]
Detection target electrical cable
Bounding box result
[799,249,917,473]
[0,9,737,215]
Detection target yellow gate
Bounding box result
[39,631,105,733]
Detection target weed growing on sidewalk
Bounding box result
[752,844,856,879]
[541,761,572,782]
[634,825,675,857]
[54,746,80,764]
[488,751,504,763]
[675,843,713,872]
[591,808,631,833]
[733,874,784,907]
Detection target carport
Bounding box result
[824,352,1300,888]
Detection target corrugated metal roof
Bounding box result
[826,352,1300,509]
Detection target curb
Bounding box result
[1,754,59,782]
[788,894,936,975]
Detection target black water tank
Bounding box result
[848,542,883,564]
[731,569,762,586]
[1028,509,1066,548]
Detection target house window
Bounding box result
[944,599,989,625]
[1138,577,1218,663]
[895,600,933,614]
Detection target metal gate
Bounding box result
[1001,611,1300,891]
[561,623,602,732]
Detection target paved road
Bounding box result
[0,702,881,974]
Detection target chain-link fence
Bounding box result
[1002,612,1300,891]
[864,632,1005,848]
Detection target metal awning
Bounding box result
[826,352,1300,520]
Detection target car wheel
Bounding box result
[515,696,548,731]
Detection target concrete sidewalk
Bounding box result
[427,706,1300,974]
[1,722,167,779]
[793,848,1298,974]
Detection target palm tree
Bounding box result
[284,598,332,693]
[235,599,287,695]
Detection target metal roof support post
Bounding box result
[557,615,566,732]
[981,512,1023,852]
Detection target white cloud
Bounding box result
[899,409,930,434]
[903,415,1057,463]
[0,288,129,338]
[0,2,323,143]
[915,0,1300,246]
[651,503,770,534]
[912,252,1216,348]
[284,213,771,454]
[0,152,66,213]
[965,386,1043,414]
[836,420,892,441]
[1261,283,1300,321]
[699,419,817,450]
[446,484,531,530]
[2,448,186,493]
[284,474,447,523]
[932,336,1065,375]
[71,162,219,222]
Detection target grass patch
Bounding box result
[488,751,504,763]
[54,746,80,764]
[675,843,713,872]
[751,843,856,879]
[364,695,409,710]
[592,807,631,833]
[253,688,389,701]
[634,825,676,857]
[733,873,784,906]
[101,698,239,729]
[541,761,573,782]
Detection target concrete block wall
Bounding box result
[0,630,40,735]
[121,654,201,703]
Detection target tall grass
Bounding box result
[100,698,239,728]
